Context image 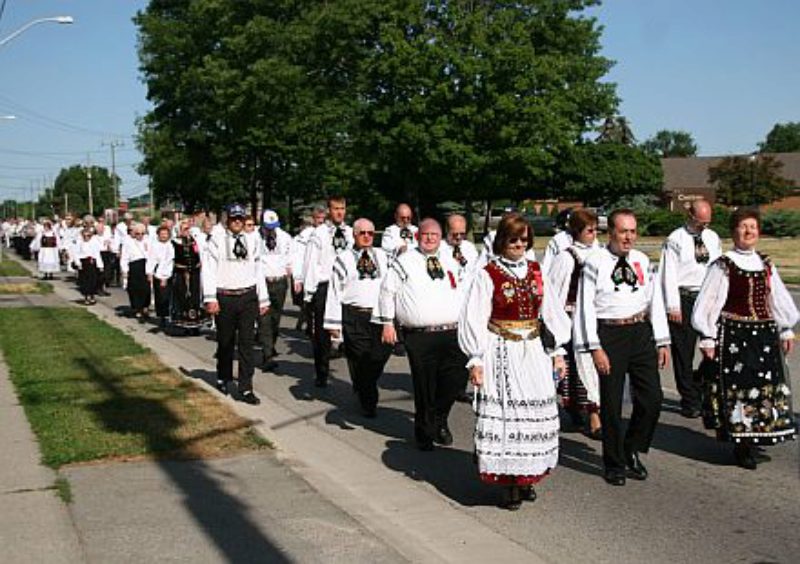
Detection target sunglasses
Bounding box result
[356,230,374,236]
[509,236,529,244]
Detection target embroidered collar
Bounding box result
[733,247,755,256]
[498,256,526,269]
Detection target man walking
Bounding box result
[574,209,670,485]
[381,203,418,258]
[658,199,721,418]
[202,203,270,405]
[257,209,293,371]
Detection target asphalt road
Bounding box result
[40,275,800,563]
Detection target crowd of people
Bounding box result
[1,196,796,510]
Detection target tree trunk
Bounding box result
[483,198,492,235]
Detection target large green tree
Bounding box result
[52,165,120,217]
[758,121,800,153]
[641,129,698,157]
[708,155,794,206]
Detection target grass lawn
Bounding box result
[0,259,30,277]
[0,307,267,468]
[0,281,53,294]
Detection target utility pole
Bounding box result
[30,181,34,220]
[149,180,154,218]
[102,139,124,212]
[86,153,94,217]
[65,192,69,215]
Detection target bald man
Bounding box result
[381,203,418,257]
[658,199,721,418]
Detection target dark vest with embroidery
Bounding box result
[485,260,543,321]
[172,238,200,270]
[565,247,583,309]
[719,254,773,320]
[41,234,57,248]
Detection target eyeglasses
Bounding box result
[509,236,529,244]
[449,232,466,239]
[397,216,412,221]
[356,230,374,236]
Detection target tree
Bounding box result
[52,165,120,217]
[758,122,800,153]
[596,115,636,145]
[708,155,794,206]
[558,142,663,205]
[641,129,698,157]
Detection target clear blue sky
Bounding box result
[0,0,798,204]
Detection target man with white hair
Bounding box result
[373,217,468,450]
[381,203,418,258]
[325,218,392,417]
[291,205,327,332]
[257,209,293,371]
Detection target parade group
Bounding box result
[1,196,796,510]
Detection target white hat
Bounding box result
[262,209,280,228]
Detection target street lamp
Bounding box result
[0,16,74,49]
[0,115,16,120]
[748,152,757,206]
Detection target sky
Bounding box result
[0,0,798,204]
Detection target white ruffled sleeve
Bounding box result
[547,251,575,309]
[691,260,729,349]
[769,265,799,341]
[457,270,493,369]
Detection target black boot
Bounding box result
[501,486,522,511]
[734,443,757,470]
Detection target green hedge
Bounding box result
[761,210,800,237]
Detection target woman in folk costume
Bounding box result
[459,213,570,510]
[32,220,61,279]
[147,225,175,328]
[75,227,103,305]
[692,207,798,470]
[548,209,602,439]
[171,219,205,332]
[121,222,151,321]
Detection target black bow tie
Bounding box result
[426,256,445,280]
[693,231,709,264]
[263,229,276,251]
[232,234,248,259]
[356,250,378,279]
[400,227,412,241]
[610,255,637,291]
[332,226,347,251]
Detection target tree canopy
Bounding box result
[641,129,698,157]
[52,165,119,217]
[758,122,800,153]
[708,155,794,206]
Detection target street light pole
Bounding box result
[748,152,757,206]
[0,16,74,49]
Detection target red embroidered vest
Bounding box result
[720,254,773,320]
[485,260,543,321]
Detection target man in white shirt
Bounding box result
[658,199,721,419]
[373,218,468,451]
[381,203,418,258]
[542,208,574,275]
[291,206,327,331]
[303,196,354,387]
[324,218,392,417]
[573,209,670,486]
[202,203,270,405]
[256,209,293,371]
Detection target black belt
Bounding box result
[266,275,287,283]
[403,323,458,334]
[217,285,255,297]
[679,287,700,297]
[343,304,372,314]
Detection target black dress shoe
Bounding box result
[604,468,626,486]
[680,406,702,419]
[625,451,648,480]
[215,380,229,395]
[501,486,522,511]
[239,390,261,405]
[734,444,757,470]
[314,377,328,388]
[261,359,278,372]
[520,485,537,502]
[361,405,377,418]
[434,425,453,446]
[417,439,434,452]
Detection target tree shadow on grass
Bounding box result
[75,357,290,562]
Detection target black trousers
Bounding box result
[127,259,150,311]
[216,288,258,391]
[342,306,392,410]
[257,277,288,360]
[152,277,172,318]
[78,258,98,297]
[669,292,701,410]
[598,322,663,471]
[100,251,115,289]
[311,282,332,381]
[403,329,468,442]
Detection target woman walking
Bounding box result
[147,225,175,328]
[121,223,151,321]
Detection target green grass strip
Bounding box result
[0,307,262,467]
[0,259,29,277]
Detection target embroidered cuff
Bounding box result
[323,320,342,331]
[203,296,218,304]
[698,338,716,350]
[549,347,566,358]
[466,356,483,369]
[655,337,671,347]
[779,329,795,341]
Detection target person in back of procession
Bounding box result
[303,196,354,387]
[373,218,468,451]
[257,209,293,372]
[147,225,175,328]
[459,213,570,510]
[691,207,798,469]
[324,218,392,417]
[121,223,152,321]
[548,208,602,438]
[291,206,327,332]
[31,219,60,280]
[202,203,270,405]
[75,227,104,305]
[573,209,670,486]
[658,199,722,418]
[381,203,418,259]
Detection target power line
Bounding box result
[0,94,132,138]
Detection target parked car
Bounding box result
[523,213,556,236]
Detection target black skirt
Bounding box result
[78,258,98,296]
[127,259,151,311]
[171,267,204,326]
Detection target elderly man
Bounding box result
[202,203,270,405]
[304,196,354,387]
[324,218,392,417]
[373,218,468,450]
[291,205,327,331]
[381,203,418,257]
[573,209,670,486]
[658,199,721,418]
[442,214,479,280]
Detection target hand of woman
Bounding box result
[782,338,794,356]
[553,355,567,380]
[701,347,716,360]
[470,365,484,387]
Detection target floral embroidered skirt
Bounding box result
[704,317,796,445]
[474,335,560,484]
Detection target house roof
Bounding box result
[662,152,800,192]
